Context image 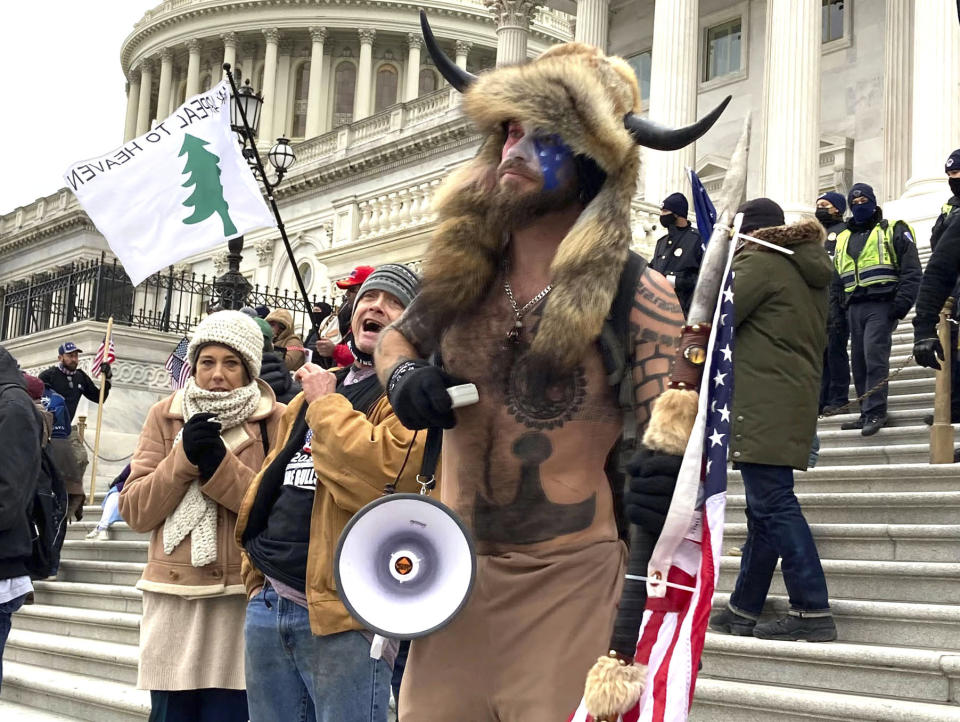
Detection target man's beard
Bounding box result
[489,169,580,231]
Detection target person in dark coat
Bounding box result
[38,341,111,421]
[833,183,921,436]
[816,191,850,414]
[0,346,43,691]
[915,149,960,426]
[648,192,703,316]
[709,199,837,643]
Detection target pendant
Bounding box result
[503,319,522,350]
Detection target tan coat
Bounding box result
[235,390,427,636]
[265,308,306,372]
[119,381,285,597]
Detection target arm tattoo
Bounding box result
[628,269,683,433]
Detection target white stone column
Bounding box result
[273,42,293,137]
[185,39,202,97]
[643,0,698,206]
[124,70,141,141]
[455,40,472,70]
[305,27,327,137]
[761,0,820,219]
[156,48,174,119]
[881,1,911,202]
[405,34,423,102]
[354,29,376,120]
[221,32,237,80]
[574,0,609,51]
[485,0,540,66]
[260,28,280,144]
[135,60,154,135]
[239,42,256,84]
[903,1,960,198]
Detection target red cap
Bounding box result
[336,265,375,289]
[23,374,44,400]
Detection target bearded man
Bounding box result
[375,17,727,720]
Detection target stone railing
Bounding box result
[533,7,573,38]
[355,178,444,242]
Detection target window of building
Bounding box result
[822,0,844,43]
[703,19,742,82]
[374,64,398,114]
[418,68,438,95]
[626,50,651,103]
[333,62,356,127]
[292,61,311,138]
[298,262,313,292]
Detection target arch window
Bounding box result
[418,68,438,95]
[333,61,356,127]
[292,61,311,138]
[374,64,398,114]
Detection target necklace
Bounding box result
[503,277,553,345]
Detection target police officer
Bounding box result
[913,149,960,427]
[817,191,850,414]
[649,192,703,316]
[835,183,921,436]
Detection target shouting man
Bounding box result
[375,18,726,721]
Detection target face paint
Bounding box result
[534,134,574,191]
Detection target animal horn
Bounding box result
[624,95,732,150]
[420,10,477,93]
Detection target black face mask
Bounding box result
[949,177,960,198]
[815,208,837,226]
[660,213,676,227]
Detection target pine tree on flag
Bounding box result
[179,133,238,236]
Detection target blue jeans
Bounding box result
[729,463,830,617]
[245,586,390,722]
[0,593,28,692]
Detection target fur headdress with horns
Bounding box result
[413,13,728,374]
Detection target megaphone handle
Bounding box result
[416,427,443,494]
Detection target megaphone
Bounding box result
[334,493,476,639]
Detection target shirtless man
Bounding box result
[376,25,722,720]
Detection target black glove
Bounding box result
[624,450,683,537]
[387,360,464,430]
[100,362,112,380]
[914,336,944,370]
[181,412,226,479]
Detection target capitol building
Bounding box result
[0,0,958,401]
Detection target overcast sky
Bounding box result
[2,1,159,212]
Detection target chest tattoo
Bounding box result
[473,432,596,545]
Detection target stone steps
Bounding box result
[725,491,960,525]
[0,699,80,721]
[716,558,960,605]
[712,593,960,651]
[1,662,148,722]
[723,522,960,562]
[700,634,960,705]
[14,604,140,646]
[60,539,149,563]
[31,580,143,615]
[728,463,960,494]
[66,522,149,543]
[5,629,139,686]
[56,559,145,587]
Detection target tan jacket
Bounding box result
[235,389,427,636]
[119,381,284,598]
[265,308,306,372]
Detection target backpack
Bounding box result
[597,250,648,541]
[0,383,68,579]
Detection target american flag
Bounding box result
[91,337,116,377]
[164,336,192,389]
[571,256,735,722]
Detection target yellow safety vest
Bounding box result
[834,221,907,295]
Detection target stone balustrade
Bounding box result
[355,178,444,242]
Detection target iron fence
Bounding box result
[0,253,331,341]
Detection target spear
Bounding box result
[583,115,751,721]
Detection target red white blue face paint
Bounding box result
[534,134,574,191]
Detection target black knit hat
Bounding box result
[946,149,960,173]
[737,198,785,234]
[356,263,421,310]
[661,192,689,218]
[848,183,876,206]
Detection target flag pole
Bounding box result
[223,64,318,340]
[88,316,113,506]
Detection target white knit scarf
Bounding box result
[163,378,260,567]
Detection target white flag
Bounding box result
[64,81,276,286]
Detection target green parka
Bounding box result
[730,219,832,470]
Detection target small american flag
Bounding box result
[571,253,735,722]
[164,336,192,389]
[91,337,117,377]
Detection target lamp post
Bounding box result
[213,77,298,309]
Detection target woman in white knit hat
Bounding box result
[119,310,286,721]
